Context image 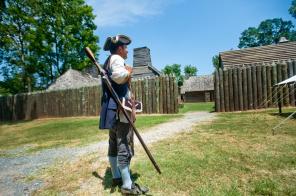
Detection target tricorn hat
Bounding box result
[103,34,132,51]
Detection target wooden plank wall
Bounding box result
[215,60,296,112]
[0,75,178,121]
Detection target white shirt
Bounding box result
[109,55,129,85]
[109,54,131,123]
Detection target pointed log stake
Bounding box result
[85,47,161,174]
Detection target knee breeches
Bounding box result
[108,121,134,167]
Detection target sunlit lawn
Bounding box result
[30,108,296,195]
[133,109,296,195]
[179,102,215,113]
[0,102,213,155]
[0,114,182,155]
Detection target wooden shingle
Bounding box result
[181,75,214,94]
[220,41,296,69]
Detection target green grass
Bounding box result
[131,110,296,195]
[0,114,181,155]
[179,102,215,113]
[27,109,296,195]
[0,102,213,155]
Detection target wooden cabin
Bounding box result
[181,75,214,102]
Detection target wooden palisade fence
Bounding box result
[215,60,296,112]
[0,75,178,121]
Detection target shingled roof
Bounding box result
[219,41,296,69]
[47,68,101,91]
[181,75,214,94]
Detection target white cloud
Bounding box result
[86,0,171,27]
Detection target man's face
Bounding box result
[118,45,128,59]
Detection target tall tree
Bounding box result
[289,0,296,18]
[162,64,184,86]
[0,0,99,94]
[0,0,37,93]
[212,55,222,70]
[184,65,197,79]
[33,0,99,82]
[238,18,295,48]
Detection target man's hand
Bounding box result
[126,65,133,75]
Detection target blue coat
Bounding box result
[99,56,129,129]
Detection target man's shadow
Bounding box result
[92,167,140,193]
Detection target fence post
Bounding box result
[288,60,295,106]
[238,68,244,111]
[262,65,267,108]
[173,76,178,113]
[169,75,174,113]
[233,68,239,111]
[247,67,253,109]
[162,76,166,113]
[256,66,263,108]
[251,66,258,109]
[277,62,283,108]
[242,68,248,110]
[159,76,163,114]
[147,78,152,114]
[166,75,170,114]
[155,77,160,113]
[219,68,225,112]
[214,70,221,112]
[266,65,272,107]
[281,61,289,106]
[271,62,278,106]
[228,69,234,111]
[224,69,229,112]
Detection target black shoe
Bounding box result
[121,183,149,195]
[112,178,123,187]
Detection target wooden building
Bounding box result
[181,75,214,102]
[132,47,161,79]
[219,40,296,69]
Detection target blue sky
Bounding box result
[86,0,295,75]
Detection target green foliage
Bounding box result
[162,64,184,86]
[0,0,99,94]
[212,55,222,70]
[238,27,259,48]
[162,64,200,86]
[184,64,197,79]
[238,18,296,48]
[0,86,10,96]
[289,0,296,18]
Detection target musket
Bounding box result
[85,47,161,174]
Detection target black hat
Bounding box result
[103,34,132,51]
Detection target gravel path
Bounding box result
[0,112,216,195]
